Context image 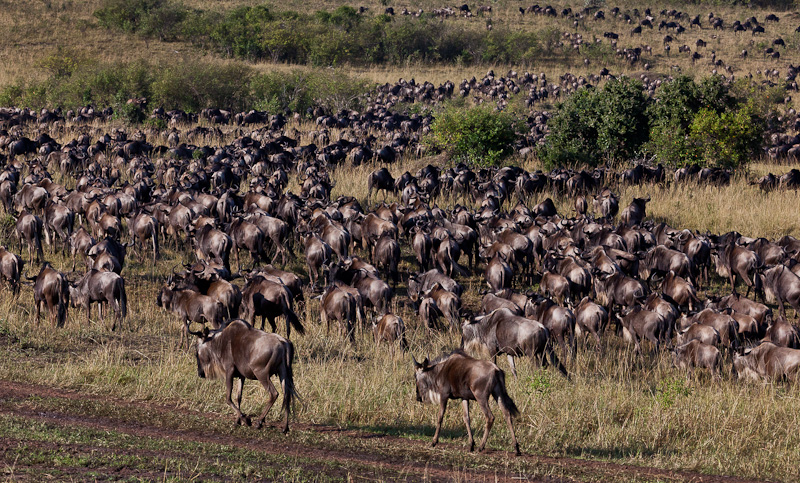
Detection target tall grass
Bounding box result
[1,152,800,480]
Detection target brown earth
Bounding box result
[0,380,772,482]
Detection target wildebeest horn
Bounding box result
[185,321,205,337]
[412,355,420,368]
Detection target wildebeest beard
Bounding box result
[197,337,225,380]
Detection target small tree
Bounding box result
[426,104,520,167]
[687,101,764,169]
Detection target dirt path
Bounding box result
[0,380,771,482]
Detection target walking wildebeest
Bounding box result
[413,350,521,455]
[190,320,298,433]
[0,246,24,294]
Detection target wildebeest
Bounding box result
[619,196,650,227]
[574,297,608,352]
[764,316,800,348]
[31,262,69,328]
[15,212,44,263]
[157,284,225,348]
[615,306,668,355]
[413,350,521,455]
[761,265,800,318]
[239,275,305,338]
[69,269,128,330]
[0,246,23,294]
[190,319,298,433]
[711,241,762,297]
[733,342,800,382]
[462,308,566,377]
[372,313,407,350]
[673,340,721,378]
[319,283,360,342]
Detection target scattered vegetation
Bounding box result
[0,56,371,114]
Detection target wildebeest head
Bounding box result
[411,355,435,403]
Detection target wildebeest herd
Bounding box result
[2,106,800,455]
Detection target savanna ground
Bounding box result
[1,141,800,482]
[2,0,800,480]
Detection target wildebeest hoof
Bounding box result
[237,415,251,426]
[282,426,290,435]
[430,441,437,448]
[468,442,475,452]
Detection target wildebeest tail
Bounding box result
[281,339,299,416]
[119,278,128,318]
[57,278,68,328]
[282,291,305,336]
[547,337,570,379]
[494,370,520,418]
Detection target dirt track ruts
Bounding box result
[0,380,772,482]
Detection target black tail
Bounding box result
[547,339,570,379]
[285,307,306,336]
[280,339,300,432]
[494,370,520,418]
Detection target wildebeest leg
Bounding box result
[499,401,520,456]
[236,377,244,413]
[226,372,250,426]
[431,399,447,447]
[476,394,495,452]
[506,355,518,378]
[461,400,475,452]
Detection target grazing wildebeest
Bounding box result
[615,306,668,355]
[69,269,128,330]
[673,340,721,378]
[413,350,521,455]
[764,316,800,348]
[15,212,44,263]
[31,262,69,328]
[733,342,800,382]
[190,320,298,433]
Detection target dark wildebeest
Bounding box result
[640,246,693,284]
[485,253,513,292]
[301,233,331,290]
[229,217,265,271]
[462,308,567,377]
[367,167,396,200]
[372,313,407,350]
[413,350,521,455]
[70,227,96,271]
[733,342,800,382]
[43,201,74,255]
[661,270,700,311]
[762,265,800,319]
[128,211,159,263]
[190,320,298,432]
[31,262,69,327]
[69,269,128,331]
[679,309,740,351]
[673,340,722,378]
[239,276,305,338]
[540,271,571,305]
[192,222,233,269]
[530,296,576,359]
[619,196,650,227]
[372,235,400,286]
[593,271,648,312]
[0,246,24,294]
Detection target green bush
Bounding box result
[426,105,521,167]
[687,101,764,169]
[540,78,649,168]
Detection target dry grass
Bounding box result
[2,148,800,480]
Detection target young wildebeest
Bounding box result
[673,340,722,378]
[462,308,567,377]
[69,269,128,331]
[0,246,24,294]
[733,342,800,382]
[319,284,360,342]
[190,320,298,433]
[31,262,69,328]
[413,350,521,455]
[239,275,305,338]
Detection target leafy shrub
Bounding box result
[655,377,691,409]
[687,101,764,169]
[540,78,649,168]
[426,104,521,167]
